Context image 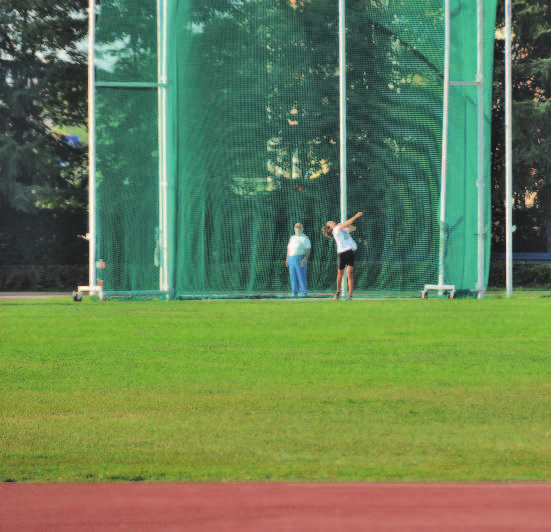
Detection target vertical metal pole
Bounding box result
[438,0,450,291]
[339,0,348,295]
[157,0,169,295]
[476,0,486,298]
[505,0,513,298]
[88,0,97,293]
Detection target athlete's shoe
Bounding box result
[334,291,341,300]
[346,294,353,301]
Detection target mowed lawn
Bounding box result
[1,295,550,482]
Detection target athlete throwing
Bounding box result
[321,212,363,300]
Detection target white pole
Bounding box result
[339,0,348,295]
[505,0,513,297]
[88,0,97,293]
[438,0,450,291]
[157,0,169,295]
[476,0,486,298]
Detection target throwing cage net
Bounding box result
[89,0,497,300]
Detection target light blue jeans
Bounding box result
[288,255,308,295]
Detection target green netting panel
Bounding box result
[94,0,160,293]
[93,0,497,299]
[95,2,157,84]
[345,3,444,293]
[174,1,341,297]
[445,3,496,290]
[95,87,159,292]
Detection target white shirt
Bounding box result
[287,234,311,256]
[333,225,357,254]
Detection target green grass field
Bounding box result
[1,295,550,482]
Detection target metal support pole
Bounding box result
[423,0,456,299]
[476,0,486,298]
[88,0,97,293]
[438,0,450,291]
[157,0,169,296]
[505,0,513,298]
[339,0,348,295]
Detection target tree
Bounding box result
[492,0,551,252]
[0,0,88,212]
[0,1,88,272]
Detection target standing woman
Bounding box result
[321,212,362,300]
[286,222,311,297]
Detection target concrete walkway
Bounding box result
[0,292,72,300]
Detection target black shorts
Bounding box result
[337,249,355,270]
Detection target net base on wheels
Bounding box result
[73,285,104,302]
[421,284,456,299]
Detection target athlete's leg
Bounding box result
[347,265,354,297]
[336,268,344,294]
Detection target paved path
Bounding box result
[0,292,71,300]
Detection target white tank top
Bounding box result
[333,225,357,254]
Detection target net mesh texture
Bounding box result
[93,0,497,299]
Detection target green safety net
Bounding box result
[93,0,497,299]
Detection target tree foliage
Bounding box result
[0,0,88,212]
[492,0,551,252]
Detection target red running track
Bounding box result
[1,482,551,531]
